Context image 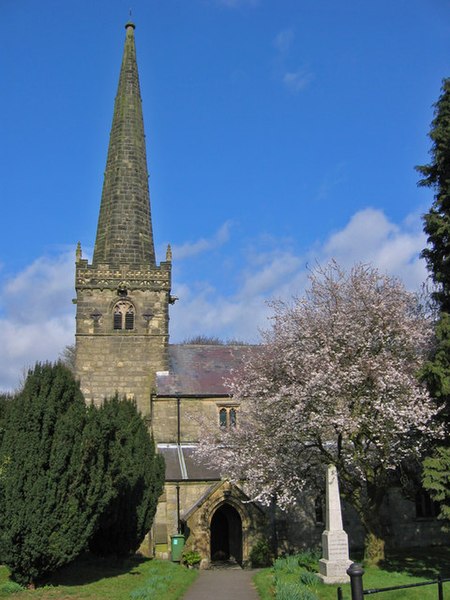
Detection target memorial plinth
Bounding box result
[318,464,352,584]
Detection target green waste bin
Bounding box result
[170,534,185,562]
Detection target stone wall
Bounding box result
[151,397,223,443]
[75,259,171,416]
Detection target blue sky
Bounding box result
[1,0,449,390]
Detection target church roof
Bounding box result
[157,444,221,481]
[156,344,260,397]
[92,22,156,267]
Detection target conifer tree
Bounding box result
[89,395,164,557]
[418,78,450,313]
[0,363,110,587]
[418,78,450,521]
[0,393,13,447]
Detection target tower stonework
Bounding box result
[75,22,171,415]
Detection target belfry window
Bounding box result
[113,301,135,330]
[218,406,238,429]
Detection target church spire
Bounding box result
[93,22,156,267]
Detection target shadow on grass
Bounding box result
[379,547,450,579]
[42,552,149,587]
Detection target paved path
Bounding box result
[182,569,260,600]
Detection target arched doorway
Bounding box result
[210,503,243,564]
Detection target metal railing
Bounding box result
[336,562,450,600]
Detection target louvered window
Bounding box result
[113,301,135,331]
[125,309,134,330]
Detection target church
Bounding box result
[74,22,446,565]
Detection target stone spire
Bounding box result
[93,22,156,267]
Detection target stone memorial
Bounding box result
[318,464,352,584]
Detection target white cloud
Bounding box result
[319,208,427,289]
[283,69,313,93]
[272,28,313,93]
[170,208,427,343]
[273,29,294,54]
[171,221,231,260]
[0,209,428,390]
[0,250,76,392]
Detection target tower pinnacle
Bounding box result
[93,23,155,267]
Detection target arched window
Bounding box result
[219,408,228,428]
[218,406,238,429]
[113,301,135,331]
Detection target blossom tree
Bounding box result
[196,262,440,563]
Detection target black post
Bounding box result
[176,484,181,534]
[347,563,365,600]
[337,586,343,600]
[438,574,443,600]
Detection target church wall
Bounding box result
[75,273,170,416]
[151,396,228,443]
[154,481,219,558]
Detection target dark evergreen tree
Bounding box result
[89,395,164,557]
[0,363,110,587]
[418,78,450,523]
[0,393,14,447]
[418,78,450,313]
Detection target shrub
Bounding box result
[249,538,273,567]
[297,548,321,572]
[299,571,321,588]
[89,395,165,557]
[274,555,300,574]
[0,363,110,586]
[181,551,202,567]
[276,580,318,600]
[0,580,23,594]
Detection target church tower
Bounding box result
[74,22,171,415]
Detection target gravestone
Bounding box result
[318,464,352,584]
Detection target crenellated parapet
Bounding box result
[75,259,172,292]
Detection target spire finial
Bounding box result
[125,9,135,30]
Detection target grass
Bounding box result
[0,554,198,599]
[253,546,450,600]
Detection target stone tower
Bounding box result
[75,22,171,415]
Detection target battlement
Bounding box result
[75,260,172,292]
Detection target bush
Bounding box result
[88,395,165,557]
[274,555,300,574]
[181,551,202,567]
[249,538,273,567]
[299,571,321,588]
[297,548,321,572]
[0,363,111,586]
[276,580,318,600]
[0,580,23,594]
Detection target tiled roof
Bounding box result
[156,344,260,396]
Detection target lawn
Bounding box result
[253,546,450,600]
[0,555,198,599]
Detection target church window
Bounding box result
[219,408,227,428]
[113,301,135,331]
[218,406,238,429]
[125,308,134,330]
